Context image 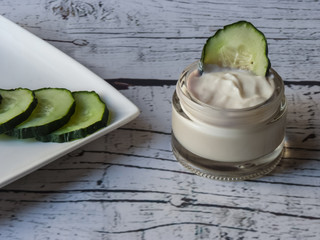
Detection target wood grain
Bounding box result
[0,83,319,239]
[0,0,319,239]
[0,0,319,81]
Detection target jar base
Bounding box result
[171,132,284,181]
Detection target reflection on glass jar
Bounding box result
[171,62,287,181]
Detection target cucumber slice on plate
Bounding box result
[0,88,37,134]
[200,21,270,76]
[37,91,109,143]
[7,88,75,138]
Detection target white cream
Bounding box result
[172,63,287,163]
[187,69,275,109]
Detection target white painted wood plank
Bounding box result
[0,0,319,81]
[0,83,319,239]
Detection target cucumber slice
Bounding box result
[0,88,37,134]
[200,21,270,76]
[36,91,109,143]
[7,88,75,138]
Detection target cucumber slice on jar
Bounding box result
[36,91,109,143]
[7,88,75,139]
[200,21,270,76]
[0,88,37,134]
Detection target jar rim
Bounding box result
[178,61,284,112]
[176,61,285,126]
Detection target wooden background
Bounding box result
[0,0,320,239]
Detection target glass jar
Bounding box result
[171,62,287,181]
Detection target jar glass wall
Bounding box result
[171,62,287,181]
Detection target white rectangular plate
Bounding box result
[0,16,140,188]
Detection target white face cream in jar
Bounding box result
[171,62,287,181]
